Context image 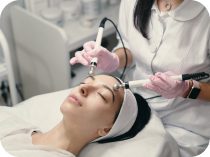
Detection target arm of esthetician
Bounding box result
[197,82,210,101]
[100,47,210,102]
[144,71,210,101]
[70,43,210,101]
[69,42,133,73]
[109,46,210,102]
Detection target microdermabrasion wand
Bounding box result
[113,72,210,90]
[89,18,107,76]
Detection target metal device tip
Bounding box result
[89,70,94,76]
[89,65,95,76]
[113,83,121,90]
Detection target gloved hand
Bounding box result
[70,41,119,73]
[144,71,191,99]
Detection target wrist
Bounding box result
[183,80,201,99]
[182,80,193,98]
[111,53,120,71]
[102,53,119,73]
[115,48,132,69]
[187,80,201,99]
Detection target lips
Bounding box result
[68,94,82,106]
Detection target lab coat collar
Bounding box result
[152,0,205,21]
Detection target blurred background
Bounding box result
[0,0,121,106]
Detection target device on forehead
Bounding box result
[113,72,209,90]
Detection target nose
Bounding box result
[79,84,93,97]
[80,86,87,96]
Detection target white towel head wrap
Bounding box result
[93,85,138,142]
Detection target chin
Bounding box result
[60,101,80,119]
[60,101,70,114]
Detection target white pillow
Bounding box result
[1,89,180,157]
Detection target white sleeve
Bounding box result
[112,0,131,52]
[208,19,210,56]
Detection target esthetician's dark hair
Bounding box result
[98,93,151,143]
[134,0,155,39]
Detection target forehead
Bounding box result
[84,75,124,98]
[93,75,119,84]
[84,75,121,89]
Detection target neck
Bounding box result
[32,120,93,155]
[157,0,184,12]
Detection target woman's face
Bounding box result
[60,75,124,137]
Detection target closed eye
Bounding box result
[97,92,107,103]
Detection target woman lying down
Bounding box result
[0,74,151,157]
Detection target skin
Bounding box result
[157,0,184,11]
[32,75,124,155]
[114,0,210,101]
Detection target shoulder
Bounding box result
[119,0,137,19]
[191,0,209,15]
[0,108,38,139]
[187,0,209,18]
[171,0,208,21]
[192,0,209,11]
[120,0,137,9]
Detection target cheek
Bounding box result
[60,95,116,128]
[85,103,116,126]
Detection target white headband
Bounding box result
[93,88,138,142]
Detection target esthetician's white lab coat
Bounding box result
[115,0,210,156]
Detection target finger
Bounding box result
[69,57,78,65]
[83,53,93,62]
[86,49,99,57]
[155,72,162,76]
[149,75,170,91]
[144,83,172,99]
[83,41,96,52]
[144,83,163,94]
[165,71,175,76]
[75,51,89,65]
[149,75,163,86]
[157,73,177,87]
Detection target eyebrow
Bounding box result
[87,75,95,80]
[102,85,115,103]
[86,76,115,103]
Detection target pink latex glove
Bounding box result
[144,72,191,99]
[70,41,119,73]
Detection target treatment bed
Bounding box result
[0,89,180,157]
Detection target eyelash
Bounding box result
[97,92,107,102]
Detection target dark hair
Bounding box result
[97,93,151,143]
[134,0,155,39]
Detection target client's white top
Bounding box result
[0,110,75,157]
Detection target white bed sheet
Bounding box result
[0,89,180,157]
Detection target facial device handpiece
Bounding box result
[89,58,98,76]
[89,18,108,76]
[113,72,210,90]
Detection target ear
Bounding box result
[97,127,111,137]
